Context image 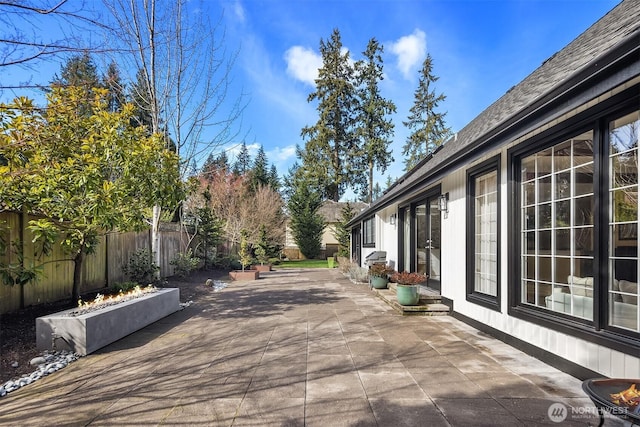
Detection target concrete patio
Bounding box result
[0,268,624,426]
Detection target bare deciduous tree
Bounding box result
[102,0,246,271]
[0,1,108,89]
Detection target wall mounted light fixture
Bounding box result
[438,193,449,213]
[389,213,397,225]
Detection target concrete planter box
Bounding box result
[229,270,260,281]
[36,288,180,356]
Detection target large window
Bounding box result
[363,217,375,247]
[467,157,500,309]
[511,108,640,341]
[520,130,595,320]
[609,111,639,332]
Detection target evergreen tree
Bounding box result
[354,38,396,203]
[288,183,325,259]
[197,188,225,269]
[50,52,102,116]
[268,164,280,192]
[103,61,126,113]
[202,151,231,178]
[129,68,154,132]
[51,52,100,89]
[402,54,451,171]
[334,202,356,257]
[301,28,360,202]
[250,145,269,191]
[201,153,217,177]
[233,142,251,176]
[215,151,230,171]
[385,175,396,189]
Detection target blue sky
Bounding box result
[217,0,620,195]
[0,0,622,198]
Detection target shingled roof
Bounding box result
[349,0,640,226]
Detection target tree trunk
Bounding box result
[152,205,161,279]
[368,160,374,204]
[72,248,86,304]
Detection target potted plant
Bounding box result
[368,264,395,289]
[390,271,427,305]
[230,230,259,281]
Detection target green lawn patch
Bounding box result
[277,259,333,268]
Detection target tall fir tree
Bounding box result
[201,153,217,177]
[301,28,360,202]
[215,151,230,171]
[268,164,280,192]
[129,68,154,132]
[402,54,451,171]
[354,38,396,203]
[50,52,102,116]
[103,61,126,113]
[249,145,269,191]
[288,182,325,259]
[233,142,251,176]
[334,202,356,257]
[50,52,101,89]
[202,151,230,177]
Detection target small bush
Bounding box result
[269,257,281,266]
[110,281,138,294]
[348,263,368,283]
[124,249,159,285]
[170,249,200,278]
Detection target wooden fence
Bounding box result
[0,211,187,314]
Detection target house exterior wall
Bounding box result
[356,81,640,379]
[348,1,640,380]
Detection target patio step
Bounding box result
[372,283,451,316]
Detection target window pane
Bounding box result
[608,111,639,332]
[555,171,571,199]
[523,181,535,205]
[573,134,594,167]
[611,152,638,189]
[521,155,536,181]
[538,176,552,203]
[555,200,571,227]
[538,203,552,229]
[574,164,594,197]
[574,195,594,226]
[554,141,572,172]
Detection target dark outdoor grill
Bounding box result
[365,251,386,267]
[582,378,640,426]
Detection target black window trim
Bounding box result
[466,155,501,311]
[507,91,640,357]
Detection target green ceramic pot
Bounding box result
[396,284,419,305]
[370,276,389,289]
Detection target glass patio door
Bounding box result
[414,197,441,291]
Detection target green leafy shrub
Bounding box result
[124,249,159,285]
[110,281,138,294]
[170,249,200,278]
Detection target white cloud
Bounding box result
[284,46,322,86]
[268,145,297,163]
[232,0,245,22]
[391,29,427,80]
